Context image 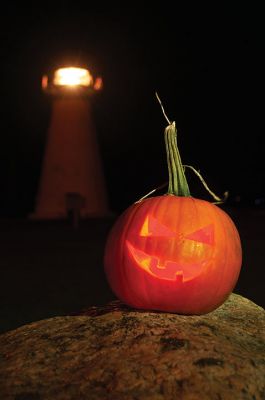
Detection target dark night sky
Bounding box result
[0,3,264,216]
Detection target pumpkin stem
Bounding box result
[156,93,228,201]
[136,182,168,203]
[183,165,229,204]
[156,93,190,197]
[165,123,191,196]
[155,92,171,125]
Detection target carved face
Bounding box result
[127,214,215,282]
[104,195,242,314]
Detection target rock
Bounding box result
[0,293,264,400]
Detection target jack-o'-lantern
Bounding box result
[104,99,242,315]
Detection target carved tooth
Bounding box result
[156,261,167,270]
[175,270,184,282]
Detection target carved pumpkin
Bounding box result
[104,112,242,314]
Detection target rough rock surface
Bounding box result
[0,293,264,400]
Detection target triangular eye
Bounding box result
[140,215,176,237]
[185,224,214,245]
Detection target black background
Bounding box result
[0,3,264,216]
[0,4,264,333]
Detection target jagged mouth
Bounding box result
[127,241,205,282]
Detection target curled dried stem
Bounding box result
[183,165,228,204]
[155,92,171,125]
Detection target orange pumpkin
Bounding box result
[104,119,242,314]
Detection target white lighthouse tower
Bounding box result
[32,66,109,220]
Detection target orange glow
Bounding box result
[140,215,214,244]
[127,241,153,272]
[104,195,242,314]
[185,224,214,245]
[42,75,48,90]
[126,218,215,282]
[94,77,103,91]
[53,67,93,87]
[126,241,206,282]
[140,215,175,237]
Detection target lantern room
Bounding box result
[41,66,103,95]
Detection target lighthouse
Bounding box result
[32,66,109,220]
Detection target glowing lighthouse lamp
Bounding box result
[32,66,109,221]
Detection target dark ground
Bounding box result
[0,205,264,334]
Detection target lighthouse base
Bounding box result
[30,192,112,220]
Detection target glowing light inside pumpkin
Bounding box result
[53,67,93,87]
[185,224,214,245]
[140,215,214,244]
[140,215,175,237]
[126,241,207,282]
[126,217,215,282]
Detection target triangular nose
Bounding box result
[185,224,214,245]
